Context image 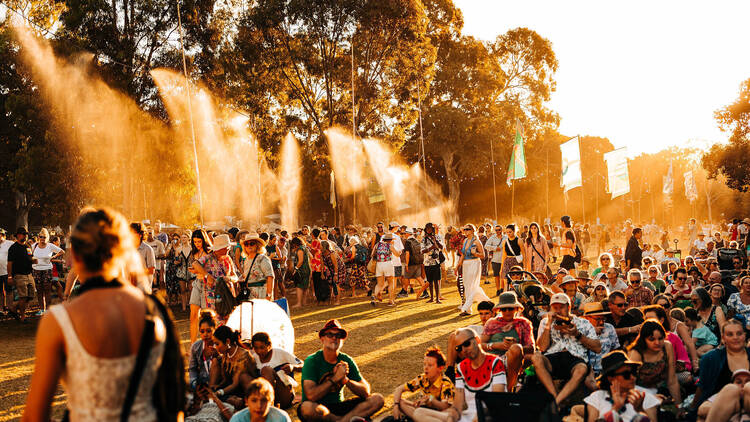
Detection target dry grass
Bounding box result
[0,277,494,422]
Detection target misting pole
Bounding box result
[490,138,498,222]
[417,82,427,218]
[176,0,204,226]
[351,36,357,224]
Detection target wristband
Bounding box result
[217,389,224,396]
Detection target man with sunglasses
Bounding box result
[299,319,384,422]
[451,328,506,422]
[532,293,600,406]
[625,269,652,308]
[605,291,641,345]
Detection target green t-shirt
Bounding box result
[301,350,362,406]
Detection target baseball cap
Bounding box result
[550,293,571,306]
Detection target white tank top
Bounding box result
[49,304,166,421]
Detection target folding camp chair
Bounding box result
[475,390,560,422]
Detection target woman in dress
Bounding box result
[524,222,549,274]
[163,232,181,308]
[500,225,523,284]
[627,319,681,405]
[558,216,578,272]
[289,237,311,309]
[478,225,489,279]
[344,236,368,297]
[320,240,345,305]
[188,229,212,343]
[240,233,274,301]
[457,224,489,316]
[209,325,258,409]
[24,208,184,421]
[31,228,64,313]
[266,235,285,299]
[169,232,193,312]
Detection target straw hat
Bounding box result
[242,232,266,247]
[210,234,234,251]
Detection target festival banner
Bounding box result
[506,120,527,186]
[603,147,630,199]
[663,161,673,195]
[560,136,582,192]
[684,170,698,202]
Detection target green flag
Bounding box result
[506,121,527,186]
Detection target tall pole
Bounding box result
[351,36,357,224]
[489,138,498,222]
[176,0,204,226]
[595,173,599,224]
[511,181,516,221]
[578,135,585,224]
[546,147,550,220]
[417,82,427,218]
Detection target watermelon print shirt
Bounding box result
[455,355,506,422]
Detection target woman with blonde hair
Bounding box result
[24,208,184,421]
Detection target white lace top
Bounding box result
[50,304,166,421]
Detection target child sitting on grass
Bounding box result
[229,378,291,422]
[392,346,456,422]
[684,307,718,356]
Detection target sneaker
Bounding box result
[419,291,429,299]
[396,289,408,298]
[409,287,415,294]
[484,280,491,284]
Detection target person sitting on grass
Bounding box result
[392,346,455,422]
[210,326,259,409]
[186,383,236,422]
[445,301,496,381]
[229,378,292,422]
[480,291,534,392]
[532,293,601,406]
[250,332,303,409]
[298,319,384,422]
[451,328,506,422]
[685,307,719,356]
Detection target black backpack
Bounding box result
[214,277,238,317]
[407,238,423,265]
[354,244,369,265]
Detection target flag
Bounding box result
[603,147,630,199]
[506,120,527,186]
[329,171,337,208]
[560,136,582,192]
[684,170,698,202]
[663,161,673,195]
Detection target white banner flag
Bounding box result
[663,161,673,195]
[560,136,582,192]
[684,170,698,202]
[603,147,630,199]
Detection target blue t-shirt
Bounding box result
[229,406,291,422]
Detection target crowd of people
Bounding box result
[8,207,750,422]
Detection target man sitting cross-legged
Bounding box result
[392,346,456,422]
[298,319,384,422]
[531,293,601,406]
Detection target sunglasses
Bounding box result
[322,331,345,339]
[463,228,472,231]
[613,302,627,308]
[601,258,610,262]
[630,279,641,284]
[454,338,474,352]
[677,277,687,281]
[243,241,253,246]
[612,369,634,379]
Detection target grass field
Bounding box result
[0,277,491,421]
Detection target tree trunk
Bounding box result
[441,151,460,224]
[14,190,29,229]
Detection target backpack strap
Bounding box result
[121,301,156,422]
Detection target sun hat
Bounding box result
[319,319,348,339]
[382,233,394,241]
[560,275,578,286]
[597,350,641,382]
[556,268,569,276]
[389,221,399,228]
[582,302,611,316]
[494,291,524,310]
[242,232,266,247]
[210,234,234,251]
[576,270,592,280]
[550,292,571,306]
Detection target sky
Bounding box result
[454,0,750,156]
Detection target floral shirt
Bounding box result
[374,242,391,262]
[587,323,619,374]
[421,236,442,267]
[404,374,455,404]
[728,293,750,320]
[310,239,323,272]
[198,253,228,310]
[483,317,535,351]
[538,316,597,362]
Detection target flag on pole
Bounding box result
[560,136,582,192]
[603,147,630,199]
[684,170,698,202]
[330,171,337,208]
[663,161,673,194]
[506,120,527,186]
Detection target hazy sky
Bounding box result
[454,0,750,155]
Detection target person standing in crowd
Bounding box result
[289,237,311,310]
[266,235,286,299]
[192,233,238,318]
[371,233,399,307]
[188,229,212,342]
[6,227,36,323]
[451,327,506,422]
[524,222,550,275]
[624,228,643,270]
[558,216,578,272]
[170,231,193,312]
[30,228,64,315]
[458,225,489,316]
[387,222,407,298]
[298,319,384,422]
[146,227,167,291]
[130,222,156,291]
[478,225,489,282]
[402,228,427,300]
[484,225,505,296]
[343,236,367,298]
[0,229,14,315]
[499,225,523,289]
[320,240,343,305]
[310,228,324,303]
[24,208,185,421]
[533,293,601,406]
[241,233,275,301]
[421,223,444,303]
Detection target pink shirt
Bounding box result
[668,331,691,371]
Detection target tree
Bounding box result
[702,78,750,192]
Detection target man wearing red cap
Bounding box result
[298,319,384,422]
